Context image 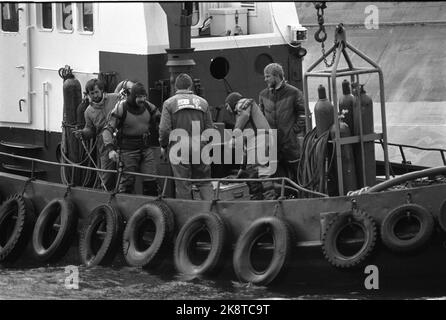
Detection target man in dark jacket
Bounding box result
[159,73,214,200]
[102,82,160,195]
[259,63,306,181]
[73,78,120,191]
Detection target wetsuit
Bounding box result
[103,99,160,194]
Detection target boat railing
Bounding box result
[376,140,446,166]
[0,151,328,199]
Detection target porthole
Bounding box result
[210,57,230,80]
[254,53,273,75]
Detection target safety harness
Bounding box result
[115,101,160,149]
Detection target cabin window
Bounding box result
[80,3,93,32]
[254,54,274,75]
[42,3,52,29]
[37,3,53,30]
[1,3,19,32]
[57,3,73,31]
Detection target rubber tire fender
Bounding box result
[381,204,434,253]
[233,216,292,286]
[122,201,174,268]
[79,204,123,267]
[322,210,377,268]
[32,198,78,262]
[174,212,227,276]
[0,194,35,263]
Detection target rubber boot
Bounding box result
[143,180,159,197]
[244,166,264,200]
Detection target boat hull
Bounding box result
[1,172,446,291]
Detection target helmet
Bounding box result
[115,80,135,98]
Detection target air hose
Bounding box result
[297,128,335,195]
[60,124,99,188]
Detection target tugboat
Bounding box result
[1,2,446,288]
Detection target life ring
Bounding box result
[79,204,123,267]
[381,204,434,253]
[32,198,77,262]
[122,201,174,268]
[174,212,227,276]
[233,216,292,285]
[0,194,35,263]
[322,210,376,268]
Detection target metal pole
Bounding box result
[161,178,168,198]
[378,69,390,179]
[327,77,332,102]
[331,45,344,195]
[354,76,367,187]
[303,74,312,132]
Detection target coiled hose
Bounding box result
[297,128,335,195]
[60,123,99,188]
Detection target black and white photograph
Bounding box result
[0,1,446,304]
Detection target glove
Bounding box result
[108,150,119,162]
[73,129,84,140]
[160,147,168,162]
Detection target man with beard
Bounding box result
[73,78,120,191]
[259,63,306,182]
[102,82,161,195]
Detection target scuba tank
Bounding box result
[354,84,374,134]
[63,76,82,130]
[314,85,334,138]
[353,84,376,187]
[338,79,355,132]
[60,67,82,185]
[329,119,358,195]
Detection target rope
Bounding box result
[79,137,108,192]
[0,151,327,198]
[21,177,35,196]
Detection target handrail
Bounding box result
[376,140,446,165]
[0,151,328,198]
